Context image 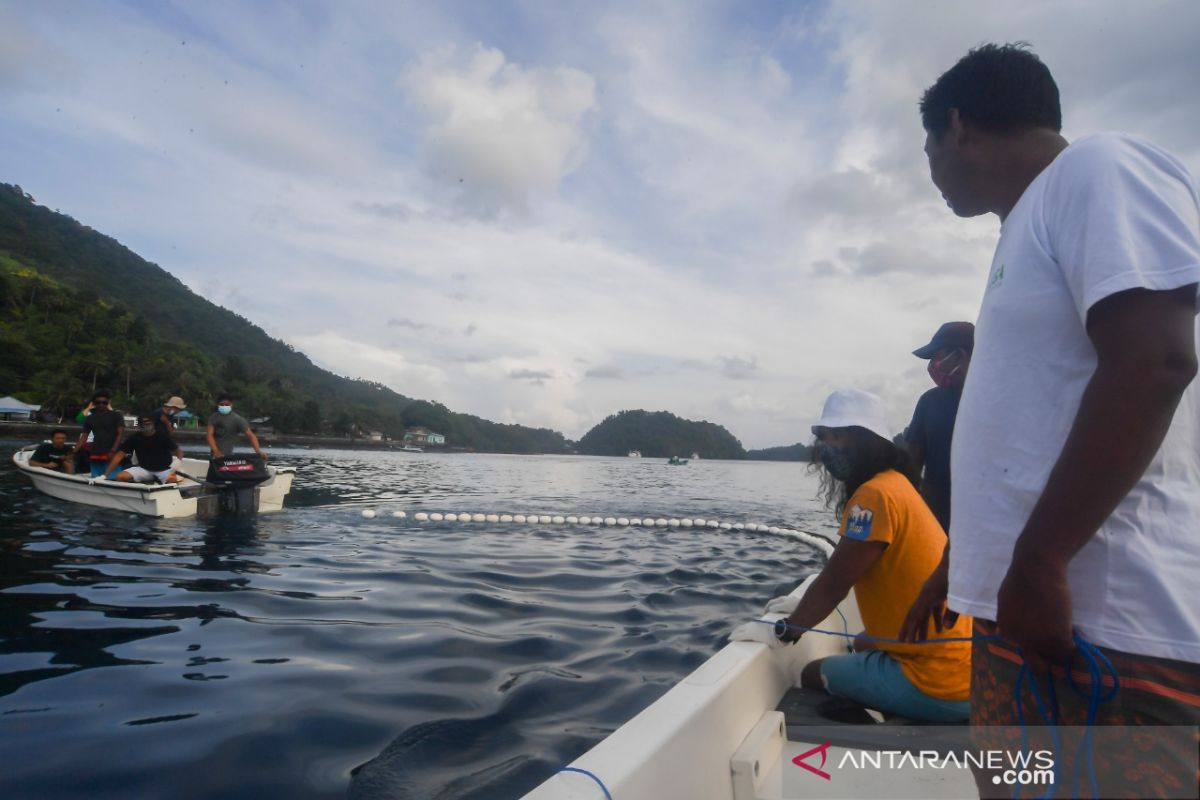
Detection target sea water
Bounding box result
[0,446,833,799]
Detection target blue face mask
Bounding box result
[819,445,854,481]
[218,405,233,415]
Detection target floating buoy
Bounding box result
[630,518,642,526]
[681,518,693,528]
[604,517,616,526]
[617,517,629,526]
[694,518,707,527]
[514,514,527,523]
[472,513,485,522]
[733,522,745,531]
[393,511,407,519]
[552,516,565,524]
[719,522,732,530]
[539,515,552,524]
[486,514,499,523]
[579,516,592,525]
[500,514,513,522]
[566,516,579,524]
[361,509,376,519]
[415,512,429,521]
[707,521,719,529]
[655,518,668,527]
[430,512,444,521]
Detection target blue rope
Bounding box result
[557,766,613,800]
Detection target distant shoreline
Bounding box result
[0,421,444,453]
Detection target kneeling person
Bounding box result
[778,389,971,722]
[103,415,183,484]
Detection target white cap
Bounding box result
[812,389,893,441]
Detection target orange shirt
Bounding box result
[838,469,972,701]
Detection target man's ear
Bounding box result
[947,108,968,145]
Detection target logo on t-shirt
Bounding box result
[988,262,1005,290]
[845,504,874,540]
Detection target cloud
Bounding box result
[719,356,760,380]
[401,44,597,216]
[386,318,429,330]
[584,364,626,380]
[509,368,555,384]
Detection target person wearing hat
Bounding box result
[904,321,973,531]
[732,389,971,722]
[150,396,187,438]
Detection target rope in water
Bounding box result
[555,766,612,800]
[369,510,838,556]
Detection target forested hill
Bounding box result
[576,410,746,459]
[0,183,569,453]
[745,443,813,461]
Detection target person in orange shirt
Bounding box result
[777,388,971,721]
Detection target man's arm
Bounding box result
[206,424,221,457]
[997,285,1198,668]
[101,447,126,478]
[244,428,266,460]
[781,537,887,636]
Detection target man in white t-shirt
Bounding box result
[898,43,1199,795]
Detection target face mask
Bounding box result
[927,349,965,388]
[819,445,854,481]
[218,405,233,415]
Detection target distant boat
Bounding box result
[400,445,424,453]
[627,450,641,458]
[691,452,700,460]
[668,456,689,465]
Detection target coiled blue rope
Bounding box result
[557,766,613,800]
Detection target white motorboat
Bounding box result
[523,572,975,800]
[627,450,642,458]
[12,446,295,518]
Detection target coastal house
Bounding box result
[366,431,384,442]
[403,427,446,447]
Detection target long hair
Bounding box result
[810,427,916,519]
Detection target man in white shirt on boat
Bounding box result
[901,42,1200,795]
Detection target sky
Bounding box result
[2,0,1199,448]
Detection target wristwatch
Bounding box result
[774,618,797,644]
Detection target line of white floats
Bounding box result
[359,508,834,556]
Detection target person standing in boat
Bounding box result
[101,414,184,484]
[903,321,973,531]
[74,390,124,478]
[737,388,972,722]
[901,43,1199,789]
[206,393,267,460]
[150,395,187,437]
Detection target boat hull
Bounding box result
[13,449,295,518]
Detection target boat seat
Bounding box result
[776,687,966,756]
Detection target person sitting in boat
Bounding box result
[100,414,184,484]
[740,389,972,722]
[29,429,76,474]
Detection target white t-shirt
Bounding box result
[948,133,1200,662]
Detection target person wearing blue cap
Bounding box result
[904,321,973,531]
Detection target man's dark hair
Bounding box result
[811,428,916,518]
[217,393,233,403]
[51,428,66,437]
[920,43,1061,137]
[92,390,111,401]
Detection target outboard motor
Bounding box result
[200,455,271,517]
